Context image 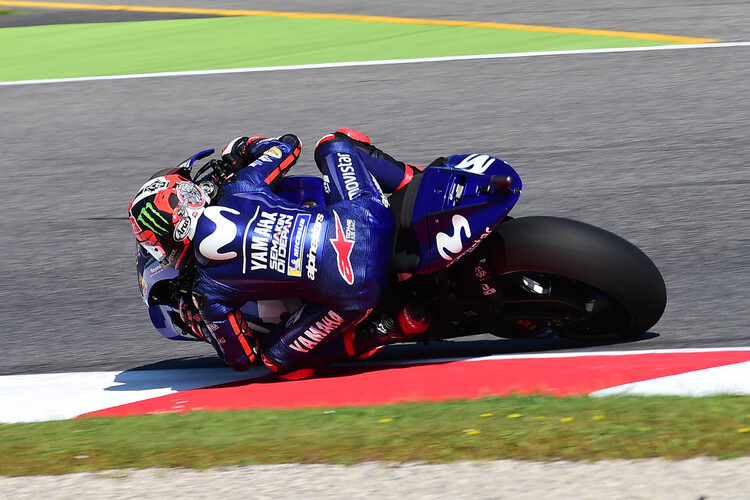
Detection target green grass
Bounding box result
[0,16,685,82]
[1,395,749,476]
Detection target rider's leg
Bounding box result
[312,130,396,321]
[315,129,422,194]
[259,301,365,378]
[312,130,442,352]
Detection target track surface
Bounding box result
[0,1,748,375]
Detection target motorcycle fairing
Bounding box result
[136,244,187,340]
[177,149,215,172]
[407,155,522,274]
[136,244,180,306]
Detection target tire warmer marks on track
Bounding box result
[76,350,750,419]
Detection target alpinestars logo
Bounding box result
[137,202,170,236]
[330,211,355,285]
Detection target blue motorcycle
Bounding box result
[138,150,667,348]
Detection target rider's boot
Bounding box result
[260,353,317,380]
[315,128,423,193]
[360,304,433,345]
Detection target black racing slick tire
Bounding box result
[487,216,667,341]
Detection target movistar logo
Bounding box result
[436,214,471,261]
[137,202,170,235]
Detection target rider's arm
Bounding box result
[195,296,258,371]
[222,134,301,189]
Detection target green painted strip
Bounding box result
[0,16,685,82]
[0,0,720,44]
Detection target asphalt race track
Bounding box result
[0,1,748,375]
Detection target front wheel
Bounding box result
[485,216,667,341]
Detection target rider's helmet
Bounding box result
[128,173,208,269]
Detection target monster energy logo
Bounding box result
[137,202,170,235]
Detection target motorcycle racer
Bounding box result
[128,129,425,378]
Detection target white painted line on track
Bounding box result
[1,42,748,87]
[468,346,750,360]
[349,346,750,367]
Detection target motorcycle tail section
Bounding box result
[392,155,522,274]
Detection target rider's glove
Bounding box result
[255,134,302,189]
[179,295,207,341]
[222,134,301,169]
[220,136,268,171]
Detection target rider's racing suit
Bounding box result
[191,130,416,374]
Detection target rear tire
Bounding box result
[487,216,667,341]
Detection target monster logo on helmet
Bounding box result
[128,173,208,269]
[137,202,171,236]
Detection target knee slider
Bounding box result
[314,133,359,167]
[314,128,370,154]
[335,128,371,144]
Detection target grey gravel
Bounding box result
[2,459,749,499]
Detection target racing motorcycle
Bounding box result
[137,149,667,353]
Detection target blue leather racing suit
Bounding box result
[191,132,401,374]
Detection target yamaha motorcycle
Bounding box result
[137,150,667,352]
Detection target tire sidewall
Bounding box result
[489,216,667,335]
